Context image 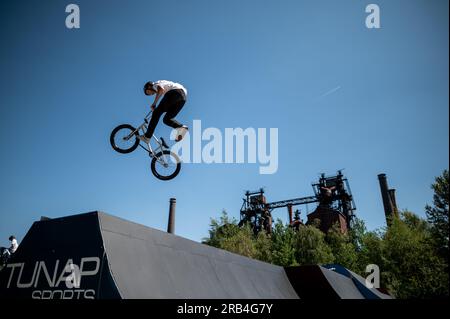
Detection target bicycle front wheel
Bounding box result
[110,124,140,154]
[151,150,182,181]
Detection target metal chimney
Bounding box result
[388,189,398,216]
[287,204,293,225]
[378,174,395,226]
[167,198,176,234]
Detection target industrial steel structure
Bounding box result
[239,171,356,234]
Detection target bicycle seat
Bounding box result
[160,137,169,149]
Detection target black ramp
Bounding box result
[98,212,299,299]
[346,269,392,299]
[285,265,365,299]
[319,266,365,299]
[321,264,392,299]
[1,211,386,299]
[0,212,120,299]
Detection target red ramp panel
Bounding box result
[0,211,299,299]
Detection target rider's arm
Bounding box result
[151,86,165,110]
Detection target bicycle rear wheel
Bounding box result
[110,124,140,154]
[151,150,182,181]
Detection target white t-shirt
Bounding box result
[10,239,18,253]
[152,80,187,97]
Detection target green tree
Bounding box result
[354,230,385,277]
[203,210,260,259]
[295,224,334,265]
[270,220,298,266]
[383,212,449,298]
[425,169,449,261]
[326,223,358,270]
[221,224,257,258]
[348,217,368,250]
[254,230,273,263]
[203,210,240,248]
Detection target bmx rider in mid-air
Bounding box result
[139,80,188,144]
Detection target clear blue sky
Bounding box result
[0,0,448,247]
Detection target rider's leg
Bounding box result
[163,98,188,142]
[162,99,185,129]
[145,90,186,139]
[162,89,186,128]
[144,104,165,139]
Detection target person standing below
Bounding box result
[0,236,18,264]
[140,80,189,144]
[9,235,18,254]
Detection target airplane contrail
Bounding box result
[319,85,341,98]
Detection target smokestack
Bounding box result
[388,189,398,216]
[378,174,395,226]
[167,198,176,234]
[287,204,293,225]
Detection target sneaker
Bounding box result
[138,135,150,144]
[176,125,189,142]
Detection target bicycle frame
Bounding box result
[123,111,172,166]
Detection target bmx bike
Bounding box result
[110,111,181,181]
